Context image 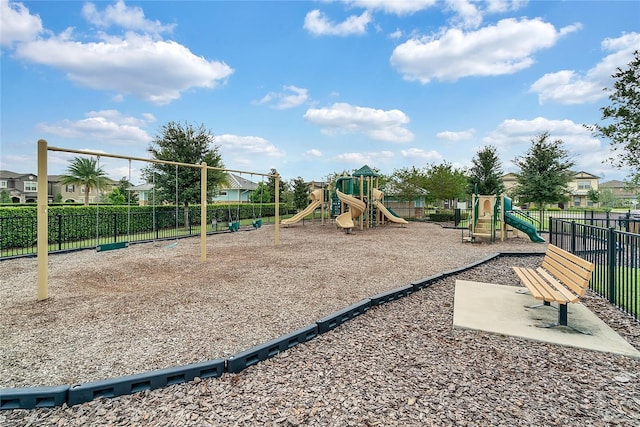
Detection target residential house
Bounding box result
[502,171,600,208]
[211,173,259,203]
[599,180,639,209]
[0,170,38,203]
[127,183,155,206]
[1,170,117,204]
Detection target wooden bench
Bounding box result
[513,244,595,333]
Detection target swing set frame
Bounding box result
[36,139,281,300]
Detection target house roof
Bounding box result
[0,170,36,179]
[224,173,258,191]
[599,180,626,189]
[127,183,155,191]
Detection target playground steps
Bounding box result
[473,217,493,237]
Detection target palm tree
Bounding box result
[60,157,109,205]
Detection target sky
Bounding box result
[1,0,639,186]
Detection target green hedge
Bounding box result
[0,203,282,250]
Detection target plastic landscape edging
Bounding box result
[66,359,225,406]
[227,324,318,373]
[0,252,535,410]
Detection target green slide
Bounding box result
[504,212,545,242]
[503,196,545,242]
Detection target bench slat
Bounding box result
[542,258,590,296]
[547,245,594,271]
[536,268,577,303]
[513,267,564,302]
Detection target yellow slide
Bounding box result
[373,200,408,224]
[372,188,407,224]
[335,190,366,229]
[281,189,323,225]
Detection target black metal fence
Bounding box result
[549,218,639,321]
[454,208,639,233]
[0,207,281,260]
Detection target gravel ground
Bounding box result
[1,221,639,426]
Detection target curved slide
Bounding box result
[281,189,323,225]
[371,188,407,224]
[504,212,545,242]
[373,200,408,224]
[335,190,365,229]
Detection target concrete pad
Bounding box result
[453,280,640,359]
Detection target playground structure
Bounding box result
[36,139,281,300]
[279,165,407,231]
[465,191,545,243]
[332,165,407,232]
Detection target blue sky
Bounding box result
[1,0,639,185]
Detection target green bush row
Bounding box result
[0,203,281,250]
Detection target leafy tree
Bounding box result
[115,177,138,204]
[144,121,226,205]
[249,182,271,203]
[423,162,468,206]
[467,145,505,195]
[0,189,11,203]
[291,177,309,210]
[266,168,288,202]
[598,188,618,209]
[60,157,110,206]
[107,187,127,205]
[513,132,575,222]
[587,50,640,185]
[389,167,429,202]
[587,188,600,206]
[53,193,63,203]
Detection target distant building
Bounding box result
[502,171,600,209]
[211,173,259,203]
[0,169,117,204]
[599,180,639,209]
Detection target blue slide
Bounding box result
[503,197,545,243]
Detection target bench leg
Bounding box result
[537,304,591,335]
[524,300,555,309]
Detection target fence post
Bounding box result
[57,214,62,251]
[112,212,117,243]
[607,227,616,304]
[549,217,554,245]
[570,221,576,253]
[454,208,460,227]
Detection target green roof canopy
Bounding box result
[352,165,378,177]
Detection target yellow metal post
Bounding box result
[201,162,207,262]
[275,173,280,245]
[36,139,49,300]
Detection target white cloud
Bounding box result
[254,85,309,109]
[530,32,640,105]
[305,149,323,158]
[482,117,606,174]
[436,129,476,142]
[304,9,372,36]
[15,32,233,104]
[82,0,175,35]
[36,110,155,145]
[344,0,437,16]
[390,18,579,84]
[304,102,414,143]
[0,0,43,46]
[400,148,443,162]
[334,150,394,166]
[216,134,286,159]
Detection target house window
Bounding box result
[0,180,6,189]
[65,184,75,192]
[24,182,37,192]
[577,181,591,190]
[220,191,228,196]
[573,197,581,207]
